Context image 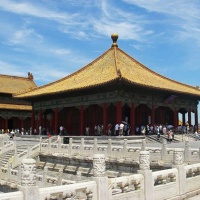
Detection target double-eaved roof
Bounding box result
[0,73,36,111]
[0,73,37,95]
[15,34,200,99]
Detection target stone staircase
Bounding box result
[0,144,35,168]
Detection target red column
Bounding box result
[103,103,107,135]
[80,105,84,135]
[130,103,135,135]
[39,110,42,127]
[151,105,155,126]
[182,113,186,126]
[54,108,58,135]
[188,108,191,125]
[31,110,35,129]
[173,107,178,129]
[116,101,122,124]
[195,108,198,131]
[5,118,8,132]
[21,118,24,129]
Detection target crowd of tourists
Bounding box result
[0,122,199,140]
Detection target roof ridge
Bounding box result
[0,73,30,80]
[113,46,121,79]
[16,47,114,93]
[117,48,200,91]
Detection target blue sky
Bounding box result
[0,0,200,90]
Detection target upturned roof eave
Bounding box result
[15,78,120,100]
[122,77,200,98]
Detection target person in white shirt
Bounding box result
[119,123,124,136]
[115,123,119,136]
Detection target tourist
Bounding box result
[86,126,90,136]
[39,126,42,135]
[59,125,63,135]
[107,123,112,136]
[194,131,199,140]
[119,123,124,136]
[135,126,140,135]
[115,123,119,136]
[141,125,146,135]
[162,126,167,135]
[167,129,173,143]
[94,125,98,135]
[127,124,131,136]
[149,125,154,135]
[146,124,150,135]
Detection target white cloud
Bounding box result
[0,0,79,24]
[8,28,43,45]
[123,0,200,43]
[53,49,71,56]
[0,60,27,77]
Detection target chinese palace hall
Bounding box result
[14,34,200,135]
[0,73,37,131]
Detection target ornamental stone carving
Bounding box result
[93,154,106,177]
[21,159,36,186]
[173,148,184,165]
[141,139,146,151]
[139,151,150,170]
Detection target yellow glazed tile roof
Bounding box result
[0,73,37,95]
[0,103,32,111]
[15,35,200,98]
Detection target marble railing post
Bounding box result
[8,163,11,181]
[14,140,18,166]
[93,138,98,154]
[138,151,154,200]
[184,141,191,164]
[80,138,85,156]
[57,137,61,153]
[122,139,128,158]
[27,142,31,157]
[42,166,48,187]
[39,137,42,152]
[93,154,109,200]
[2,141,5,153]
[172,148,185,196]
[107,139,112,157]
[58,169,63,185]
[141,139,146,151]
[18,158,39,200]
[68,138,72,155]
[48,138,51,154]
[161,138,167,162]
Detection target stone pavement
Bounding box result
[187,195,200,200]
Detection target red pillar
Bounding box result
[21,118,24,129]
[130,103,135,135]
[31,110,35,129]
[5,118,8,132]
[151,105,155,126]
[182,113,186,126]
[116,101,122,124]
[195,108,198,131]
[39,110,42,127]
[80,105,84,135]
[54,108,58,135]
[188,108,191,126]
[103,103,107,135]
[173,107,178,129]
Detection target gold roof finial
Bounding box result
[111,33,118,47]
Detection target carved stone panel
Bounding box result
[173,148,184,165]
[139,151,150,170]
[21,159,36,186]
[93,154,106,177]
